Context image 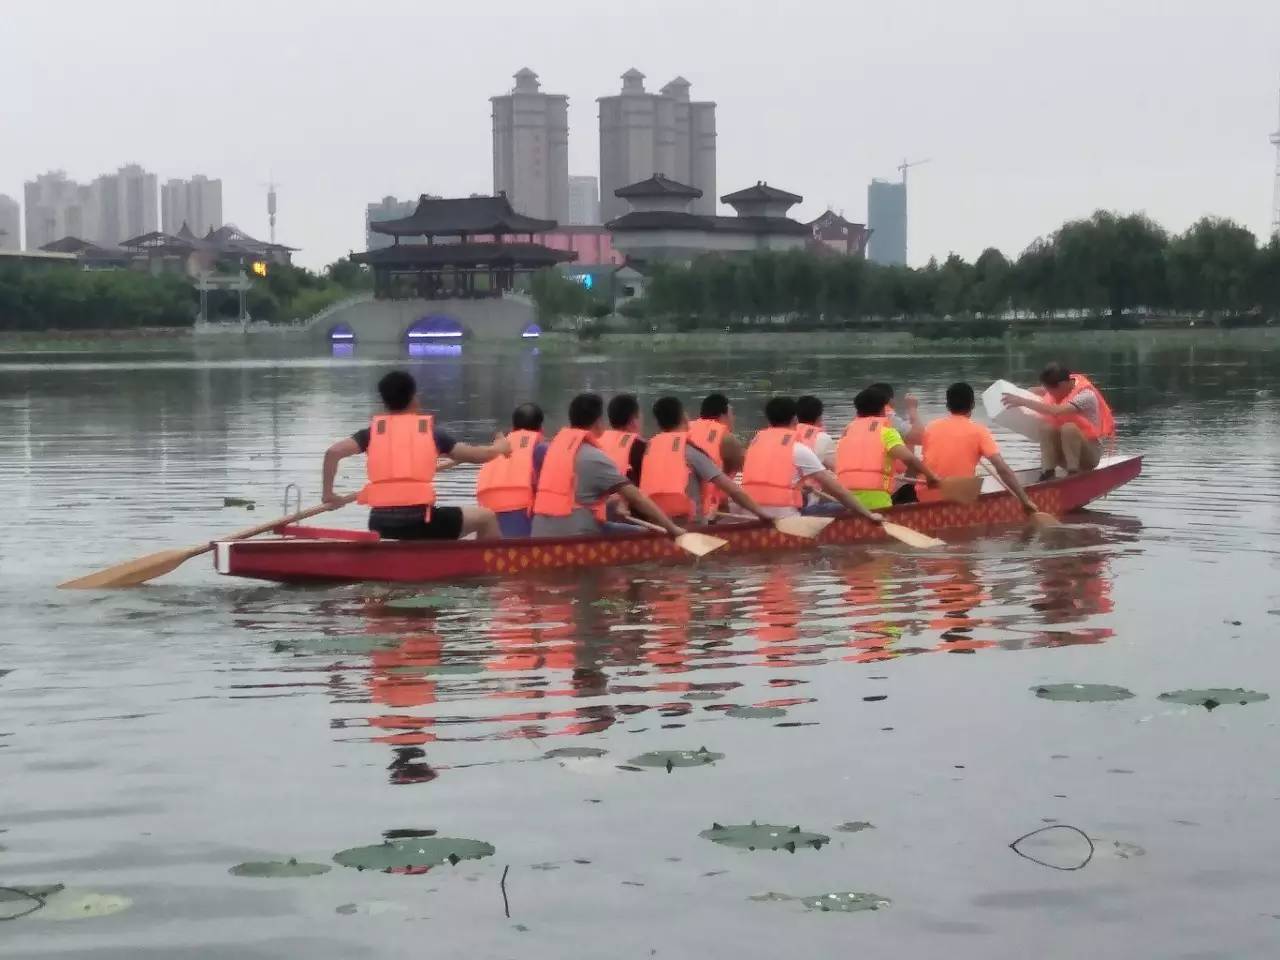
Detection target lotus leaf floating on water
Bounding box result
[333,837,495,871]
[1157,688,1269,710]
[1032,683,1135,702]
[699,822,830,852]
[630,748,724,770]
[229,858,331,878]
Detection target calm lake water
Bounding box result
[2,337,1279,958]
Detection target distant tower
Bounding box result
[267,181,278,244]
[490,68,570,221]
[1271,87,1280,238]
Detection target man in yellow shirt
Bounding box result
[835,388,938,509]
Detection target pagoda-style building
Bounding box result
[352,193,577,300]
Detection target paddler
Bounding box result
[689,393,746,478]
[835,387,940,509]
[870,382,923,445]
[475,403,546,538]
[1001,362,1115,480]
[599,394,647,484]
[640,396,772,525]
[921,382,1036,513]
[321,370,508,540]
[795,395,836,469]
[740,396,884,524]
[531,392,686,539]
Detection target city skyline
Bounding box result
[2,1,1277,269]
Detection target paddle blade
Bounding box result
[939,476,983,504]
[774,515,834,539]
[675,532,728,557]
[58,545,207,589]
[881,522,945,550]
[1030,511,1061,529]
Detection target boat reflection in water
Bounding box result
[232,515,1139,783]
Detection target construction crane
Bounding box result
[897,157,932,187]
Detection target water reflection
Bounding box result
[226,523,1140,784]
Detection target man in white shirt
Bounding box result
[795,395,837,470]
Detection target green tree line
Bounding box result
[0,257,371,331]
[632,212,1280,332]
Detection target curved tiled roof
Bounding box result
[614,175,703,200]
[370,195,558,237]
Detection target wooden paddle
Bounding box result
[982,462,1060,528]
[811,490,945,549]
[619,516,728,558]
[58,495,358,589]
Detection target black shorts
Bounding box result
[368,505,465,541]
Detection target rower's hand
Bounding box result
[492,433,512,457]
[924,473,941,489]
[1021,500,1038,516]
[322,489,346,507]
[668,525,688,539]
[904,393,919,413]
[1001,393,1025,409]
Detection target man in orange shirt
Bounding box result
[918,382,1036,514]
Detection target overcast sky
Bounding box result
[3,0,1278,269]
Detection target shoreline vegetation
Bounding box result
[534,211,1280,337]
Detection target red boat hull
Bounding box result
[215,456,1142,585]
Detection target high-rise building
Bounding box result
[867,179,907,266]
[365,195,422,250]
[490,68,569,221]
[24,171,90,249]
[161,175,223,235]
[598,70,716,222]
[568,175,600,225]
[0,194,19,251]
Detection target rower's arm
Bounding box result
[322,437,361,502]
[813,470,883,523]
[617,484,685,537]
[710,474,770,521]
[449,433,512,465]
[889,445,938,485]
[987,453,1037,514]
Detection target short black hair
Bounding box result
[652,395,685,431]
[1040,362,1072,387]
[512,403,544,432]
[763,396,798,427]
[607,393,640,429]
[796,395,823,425]
[869,382,894,401]
[854,387,889,417]
[377,370,417,412]
[946,382,976,414]
[699,393,731,419]
[568,393,605,429]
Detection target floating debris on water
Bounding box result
[682,691,724,701]
[699,822,830,852]
[0,886,134,921]
[335,900,412,916]
[748,891,793,902]
[382,828,437,840]
[1009,824,1095,871]
[630,748,724,771]
[384,594,459,611]
[835,821,875,833]
[1157,688,1269,710]
[278,634,401,656]
[230,858,331,878]
[0,885,61,921]
[726,706,787,720]
[222,497,256,509]
[1032,683,1135,703]
[544,747,608,759]
[333,837,495,872]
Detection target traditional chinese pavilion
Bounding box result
[353,193,577,300]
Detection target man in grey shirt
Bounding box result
[645,396,773,524]
[531,393,687,539]
[1001,362,1109,478]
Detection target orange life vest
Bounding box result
[357,413,438,507]
[531,428,606,522]
[687,418,727,515]
[795,424,821,450]
[1051,374,1115,441]
[475,429,541,513]
[836,416,895,493]
[640,431,695,518]
[741,427,802,508]
[598,429,640,478]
